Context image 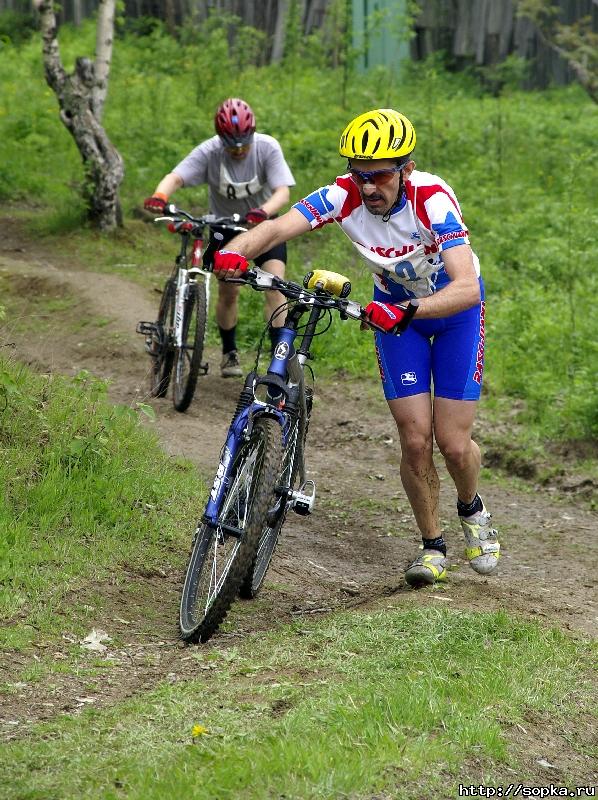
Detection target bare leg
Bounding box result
[259,258,286,327]
[215,280,240,331]
[433,397,480,504]
[434,396,500,574]
[387,393,440,538]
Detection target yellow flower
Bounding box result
[191,724,209,738]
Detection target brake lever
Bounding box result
[251,267,276,289]
[221,268,275,290]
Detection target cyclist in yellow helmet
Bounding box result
[212,108,500,588]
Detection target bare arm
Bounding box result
[411,244,480,318]
[152,172,184,199]
[261,185,290,217]
[225,207,311,260]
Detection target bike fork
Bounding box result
[173,269,189,348]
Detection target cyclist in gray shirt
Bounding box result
[144,97,295,377]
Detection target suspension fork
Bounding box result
[203,403,288,528]
[173,268,189,348]
[265,302,322,477]
[172,234,192,348]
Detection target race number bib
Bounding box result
[218,163,263,200]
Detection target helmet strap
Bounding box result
[382,174,405,223]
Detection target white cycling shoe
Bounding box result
[460,501,500,575]
[405,549,447,587]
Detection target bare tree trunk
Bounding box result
[92,0,115,120]
[73,0,83,26]
[164,0,176,34]
[271,0,288,62]
[34,0,124,230]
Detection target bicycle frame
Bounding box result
[138,207,248,400]
[202,297,320,530]
[172,233,211,351]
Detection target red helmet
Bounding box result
[214,98,256,147]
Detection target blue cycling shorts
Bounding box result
[373,279,486,401]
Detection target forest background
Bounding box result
[0,0,597,445]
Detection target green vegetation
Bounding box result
[0,607,594,798]
[0,23,596,442]
[0,358,200,649]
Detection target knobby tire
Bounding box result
[173,280,207,412]
[239,388,312,599]
[150,279,175,398]
[179,417,283,643]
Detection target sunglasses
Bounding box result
[349,166,404,187]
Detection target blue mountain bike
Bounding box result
[178,267,416,643]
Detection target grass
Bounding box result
[0,607,594,799]
[0,357,202,650]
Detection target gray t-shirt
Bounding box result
[173,133,295,217]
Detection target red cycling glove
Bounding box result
[364,300,416,333]
[213,250,250,274]
[144,192,168,213]
[245,207,268,225]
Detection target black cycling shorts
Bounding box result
[209,227,287,267]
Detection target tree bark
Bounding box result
[34,0,124,230]
[271,0,288,62]
[92,0,115,120]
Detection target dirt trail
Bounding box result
[0,230,596,760]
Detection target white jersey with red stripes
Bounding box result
[293,169,480,302]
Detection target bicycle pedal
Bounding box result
[290,480,316,516]
[199,362,209,375]
[135,322,159,336]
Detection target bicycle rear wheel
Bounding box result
[179,417,283,643]
[173,280,207,412]
[150,279,175,398]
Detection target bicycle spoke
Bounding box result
[239,414,302,599]
[179,418,283,642]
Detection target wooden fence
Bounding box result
[412,0,598,88]
[2,0,597,88]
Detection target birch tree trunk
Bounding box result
[271,0,289,62]
[34,0,124,230]
[92,0,115,120]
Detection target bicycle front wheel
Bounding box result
[150,279,175,398]
[238,416,300,599]
[173,280,207,412]
[240,388,312,599]
[179,417,283,643]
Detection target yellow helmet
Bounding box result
[339,108,416,161]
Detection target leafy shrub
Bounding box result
[0,10,37,47]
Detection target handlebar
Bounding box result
[154,204,248,236]
[227,267,417,335]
